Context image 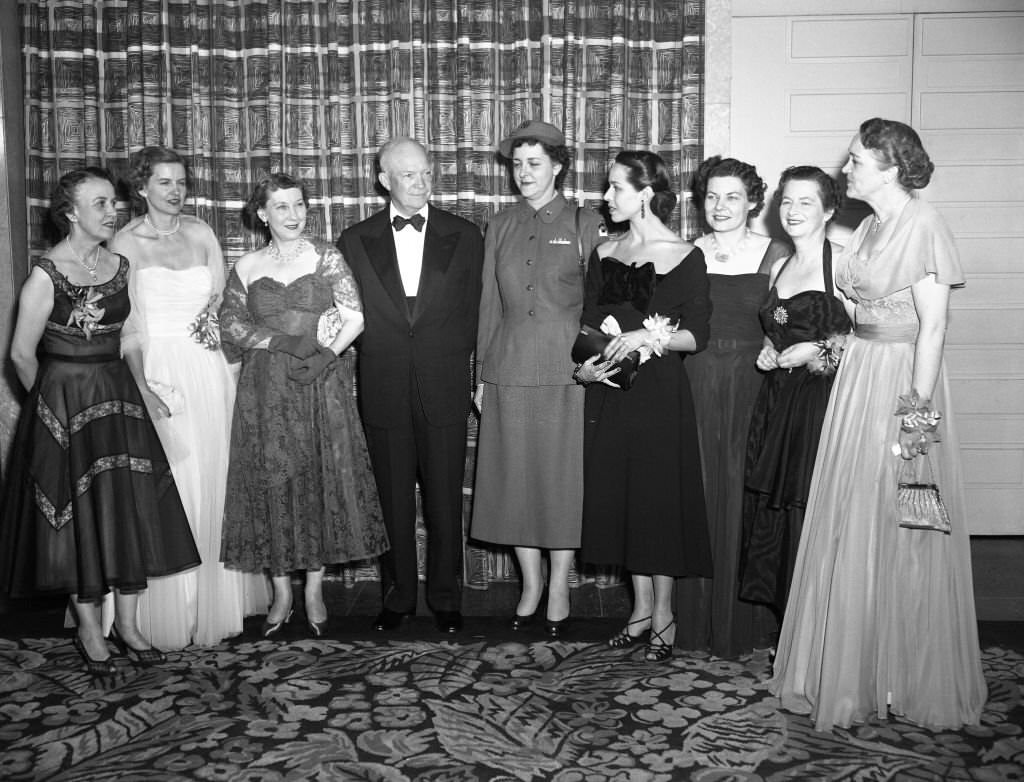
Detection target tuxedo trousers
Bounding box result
[364,405,467,614]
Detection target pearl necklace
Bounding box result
[145,213,181,236]
[66,238,100,281]
[269,237,309,264]
[709,229,749,263]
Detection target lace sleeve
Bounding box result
[318,241,363,312]
[218,266,278,349]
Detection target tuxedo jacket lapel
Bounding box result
[361,217,410,320]
[413,208,459,322]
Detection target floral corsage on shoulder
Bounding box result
[67,287,105,340]
[189,293,221,350]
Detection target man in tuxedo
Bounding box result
[338,137,483,633]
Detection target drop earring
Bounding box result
[640,200,646,219]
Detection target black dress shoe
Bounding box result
[544,617,568,639]
[511,612,537,630]
[435,610,463,633]
[373,608,412,631]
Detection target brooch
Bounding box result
[773,306,788,325]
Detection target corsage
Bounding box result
[67,287,105,340]
[317,307,343,347]
[640,314,678,362]
[895,390,942,452]
[807,333,847,376]
[188,294,221,350]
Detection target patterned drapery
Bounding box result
[21,0,704,587]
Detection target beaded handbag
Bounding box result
[897,455,951,534]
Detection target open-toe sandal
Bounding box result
[644,619,676,662]
[109,626,167,666]
[608,615,652,649]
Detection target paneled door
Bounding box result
[731,11,1024,534]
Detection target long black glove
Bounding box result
[267,334,320,359]
[288,346,337,384]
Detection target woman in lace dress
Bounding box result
[0,168,199,674]
[219,173,387,638]
[770,118,986,731]
[112,146,269,649]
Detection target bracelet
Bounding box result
[571,363,586,385]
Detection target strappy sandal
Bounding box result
[645,619,676,662]
[73,636,116,676]
[608,615,652,648]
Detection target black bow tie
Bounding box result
[392,213,425,232]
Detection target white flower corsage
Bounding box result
[317,307,343,347]
[188,294,221,350]
[640,313,678,363]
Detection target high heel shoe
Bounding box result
[511,611,537,630]
[307,614,328,637]
[644,620,676,662]
[262,609,293,639]
[73,636,116,676]
[544,616,569,639]
[608,615,651,649]
[109,626,167,666]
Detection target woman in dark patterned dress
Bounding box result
[0,168,200,674]
[576,151,713,661]
[219,173,387,638]
[739,166,852,623]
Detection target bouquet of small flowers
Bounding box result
[808,333,848,375]
[67,287,105,340]
[189,294,221,350]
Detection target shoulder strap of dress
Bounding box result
[34,255,67,290]
[822,240,835,296]
[757,238,790,274]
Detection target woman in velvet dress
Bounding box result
[739,166,852,622]
[0,168,199,674]
[576,151,713,661]
[771,118,986,731]
[219,173,387,638]
[674,156,789,657]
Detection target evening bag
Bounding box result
[571,325,639,390]
[896,455,951,534]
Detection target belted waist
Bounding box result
[706,337,763,351]
[855,323,918,343]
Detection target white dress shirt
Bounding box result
[390,205,429,296]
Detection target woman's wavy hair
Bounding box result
[858,117,934,190]
[614,150,677,222]
[692,155,767,218]
[507,137,572,191]
[242,173,309,243]
[777,165,842,219]
[48,167,115,240]
[125,146,191,212]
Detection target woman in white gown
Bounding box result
[112,146,269,649]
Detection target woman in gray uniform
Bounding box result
[471,121,606,637]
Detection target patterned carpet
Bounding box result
[1,623,1023,782]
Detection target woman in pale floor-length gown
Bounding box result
[113,146,269,649]
[770,118,986,732]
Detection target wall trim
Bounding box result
[734,0,1024,16]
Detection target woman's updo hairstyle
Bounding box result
[49,166,115,240]
[858,117,934,191]
[692,155,768,217]
[242,172,309,243]
[614,150,677,222]
[125,146,190,212]
[777,165,842,218]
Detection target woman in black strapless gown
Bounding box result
[739,167,852,621]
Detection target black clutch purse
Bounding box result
[571,325,639,390]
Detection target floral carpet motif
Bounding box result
[1,635,1022,781]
